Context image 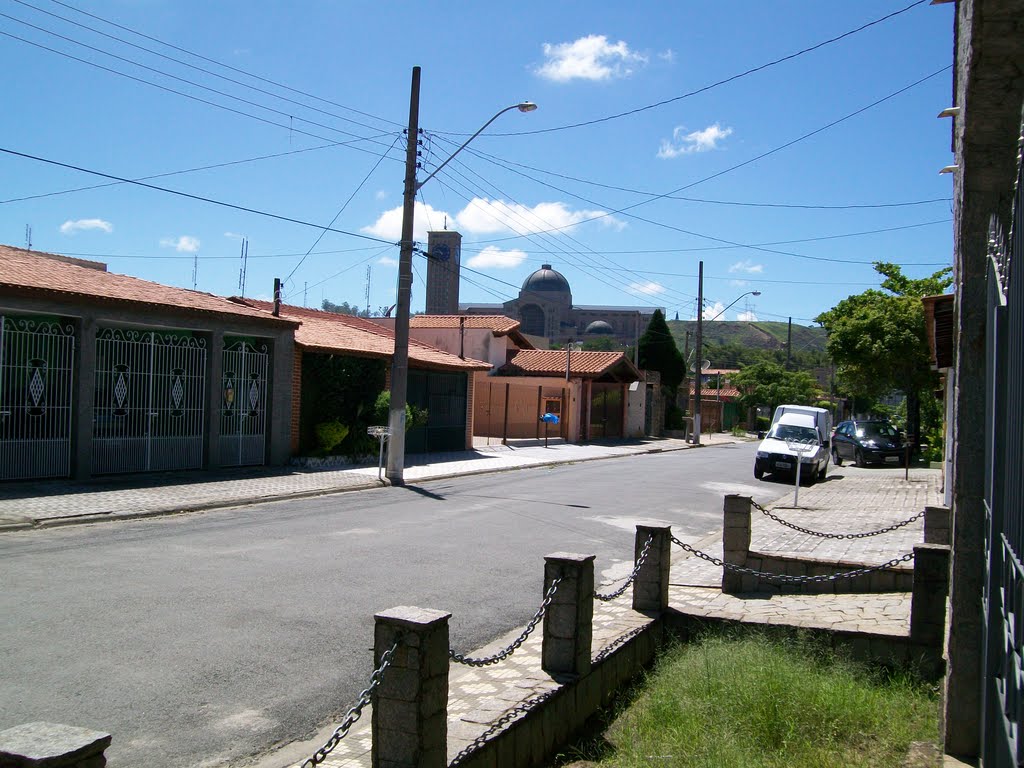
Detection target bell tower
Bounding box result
[425,230,462,314]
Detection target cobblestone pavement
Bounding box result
[0,435,721,529]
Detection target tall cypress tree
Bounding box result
[638,309,684,393]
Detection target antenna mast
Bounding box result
[365,265,371,315]
[238,238,248,296]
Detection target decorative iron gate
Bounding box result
[982,140,1024,767]
[92,328,207,474]
[0,315,75,480]
[220,338,268,467]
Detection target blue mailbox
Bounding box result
[540,412,560,424]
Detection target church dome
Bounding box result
[585,320,615,335]
[522,264,571,295]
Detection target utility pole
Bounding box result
[385,66,421,485]
[682,330,691,419]
[633,311,641,366]
[693,260,703,445]
[786,316,792,370]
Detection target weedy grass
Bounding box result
[563,630,939,768]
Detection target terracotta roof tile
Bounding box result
[689,384,741,399]
[236,300,491,372]
[410,315,521,333]
[499,349,641,379]
[0,245,296,326]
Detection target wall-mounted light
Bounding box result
[938,107,961,118]
[939,165,959,174]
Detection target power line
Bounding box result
[0,14,402,153]
[0,133,398,206]
[0,29,404,161]
[0,145,396,245]
[450,0,930,138]
[39,245,394,261]
[40,0,404,129]
[11,0,398,135]
[283,134,401,288]
[466,65,952,246]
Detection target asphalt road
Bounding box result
[0,441,777,768]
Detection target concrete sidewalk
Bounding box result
[0,433,740,530]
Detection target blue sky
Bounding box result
[0,0,956,328]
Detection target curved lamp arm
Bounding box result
[707,290,761,323]
[415,102,537,191]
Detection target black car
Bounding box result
[831,420,906,467]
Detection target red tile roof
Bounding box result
[409,314,535,349]
[235,300,491,372]
[689,384,741,399]
[0,245,297,326]
[499,349,642,379]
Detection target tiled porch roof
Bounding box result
[498,349,642,380]
[0,245,297,326]
[235,300,491,372]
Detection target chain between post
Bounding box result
[751,499,925,539]
[300,639,400,767]
[448,689,557,766]
[449,577,562,666]
[670,534,914,584]
[595,534,655,602]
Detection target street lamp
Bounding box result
[693,286,761,446]
[386,66,537,484]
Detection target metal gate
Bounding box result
[406,370,467,453]
[982,142,1024,767]
[220,338,268,467]
[92,328,207,474]
[0,315,75,480]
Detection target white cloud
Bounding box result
[455,197,623,235]
[658,49,675,63]
[375,190,388,201]
[467,247,528,269]
[728,259,763,274]
[160,235,201,253]
[657,123,734,159]
[626,281,666,297]
[60,218,112,235]
[703,301,726,321]
[362,198,622,241]
[736,311,759,322]
[535,35,647,82]
[378,255,398,267]
[224,231,245,241]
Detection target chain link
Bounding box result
[595,534,655,602]
[593,625,648,664]
[300,639,400,768]
[751,499,925,539]
[449,577,562,666]
[448,689,558,766]
[670,534,914,584]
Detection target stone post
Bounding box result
[542,553,595,677]
[632,525,672,612]
[924,505,951,546]
[372,606,451,768]
[722,495,752,594]
[0,722,111,768]
[910,544,951,647]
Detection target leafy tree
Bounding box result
[731,362,821,414]
[322,299,372,317]
[815,262,952,447]
[638,309,685,393]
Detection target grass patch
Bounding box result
[564,630,939,768]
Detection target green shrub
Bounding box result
[666,402,685,430]
[756,415,770,431]
[314,420,350,454]
[373,390,429,430]
[731,424,747,437]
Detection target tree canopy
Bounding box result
[322,299,371,317]
[638,309,685,392]
[730,362,821,413]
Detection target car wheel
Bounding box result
[831,447,843,466]
[805,468,816,486]
[754,467,764,480]
[818,461,827,480]
[855,448,866,468]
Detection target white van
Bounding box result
[771,405,832,450]
[754,412,829,483]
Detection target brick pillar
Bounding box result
[542,553,595,677]
[372,606,451,768]
[722,495,752,594]
[632,526,672,612]
[924,505,951,546]
[0,722,110,768]
[910,544,951,646]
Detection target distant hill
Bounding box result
[666,320,827,354]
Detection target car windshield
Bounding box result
[855,423,898,438]
[769,424,819,444]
